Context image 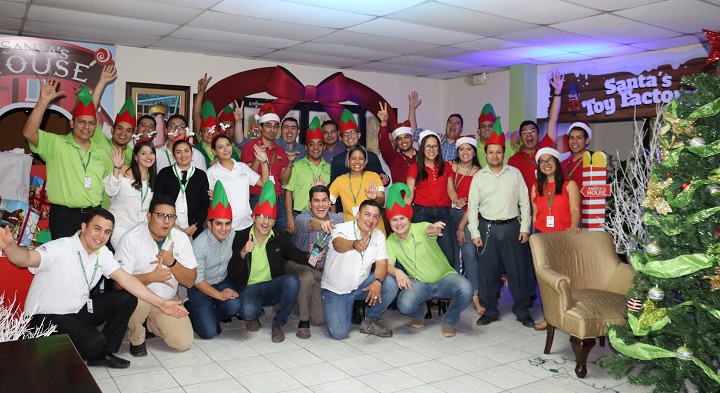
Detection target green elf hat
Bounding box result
[385,182,413,220]
[338,108,358,135]
[306,116,323,143]
[200,100,219,131]
[484,116,504,147]
[478,103,496,126]
[73,85,97,119]
[253,181,277,219]
[207,181,233,220]
[114,96,136,127]
[217,105,235,123]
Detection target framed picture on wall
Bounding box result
[126,82,190,121]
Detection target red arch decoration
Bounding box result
[204,65,397,129]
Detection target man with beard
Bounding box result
[377,92,419,184]
[321,120,345,163]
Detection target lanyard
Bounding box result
[165,148,175,166]
[453,163,473,190]
[545,182,555,213]
[139,180,149,210]
[348,171,365,206]
[353,221,370,260]
[565,157,582,178]
[268,148,277,167]
[76,251,99,291]
[305,159,327,180]
[77,150,92,174]
[172,165,190,195]
[399,151,415,168]
[519,149,537,168]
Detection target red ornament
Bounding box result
[714,225,720,239]
[664,173,671,178]
[682,182,690,190]
[704,29,720,66]
[627,298,643,313]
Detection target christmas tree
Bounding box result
[601,58,720,391]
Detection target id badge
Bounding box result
[84,175,92,189]
[352,205,359,217]
[138,212,148,224]
[546,215,555,228]
[268,175,276,184]
[177,199,188,216]
[86,299,94,314]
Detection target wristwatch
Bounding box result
[375,277,384,284]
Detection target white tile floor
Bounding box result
[90,288,655,393]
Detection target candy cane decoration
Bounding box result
[581,151,611,231]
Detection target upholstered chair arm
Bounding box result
[535,265,573,313]
[606,263,636,296]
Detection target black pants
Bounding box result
[29,290,137,360]
[49,204,98,240]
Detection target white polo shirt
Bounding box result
[25,233,121,315]
[115,224,197,300]
[206,160,261,231]
[321,221,387,295]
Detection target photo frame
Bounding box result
[126,82,190,121]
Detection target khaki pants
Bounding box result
[128,296,193,351]
[285,263,324,325]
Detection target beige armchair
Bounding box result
[529,231,635,378]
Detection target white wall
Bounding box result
[442,70,511,138]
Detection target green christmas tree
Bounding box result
[601,72,720,392]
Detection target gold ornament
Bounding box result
[702,266,720,291]
[638,299,667,330]
[664,110,696,137]
[642,178,673,215]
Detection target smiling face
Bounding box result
[112,122,134,147]
[348,149,367,173]
[135,145,156,169]
[173,141,193,168]
[445,116,462,140]
[281,119,299,144]
[200,127,215,145]
[79,215,114,252]
[137,117,156,139]
[309,191,330,220]
[71,115,97,144]
[477,120,494,140]
[457,143,476,164]
[306,139,324,161]
[395,133,413,152]
[389,215,411,238]
[422,136,440,162]
[253,214,276,237]
[568,128,589,154]
[166,118,187,143]
[209,218,232,242]
[212,136,233,161]
[322,123,338,146]
[341,129,359,148]
[538,154,557,176]
[520,123,539,150]
[357,204,381,234]
[485,144,504,168]
[261,121,280,142]
[220,121,235,140]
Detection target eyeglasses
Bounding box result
[341,130,358,138]
[538,158,555,166]
[424,145,439,150]
[256,214,276,222]
[520,129,538,136]
[167,124,187,130]
[152,212,177,221]
[263,123,280,130]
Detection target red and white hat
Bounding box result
[254,103,280,124]
[456,136,477,150]
[568,122,592,139]
[391,120,412,140]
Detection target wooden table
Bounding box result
[0,334,101,392]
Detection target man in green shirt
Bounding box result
[284,116,330,234]
[23,77,113,239]
[89,65,135,166]
[384,183,472,338]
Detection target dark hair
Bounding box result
[321,120,338,129]
[211,133,232,150]
[137,115,157,128]
[172,139,191,152]
[282,117,298,128]
[417,134,444,182]
[130,141,157,192]
[569,126,589,139]
[359,199,381,212]
[454,143,480,168]
[167,114,188,126]
[536,157,564,196]
[447,114,463,126]
[309,185,330,201]
[484,144,505,153]
[519,120,539,133]
[345,144,367,170]
[84,208,115,226]
[149,194,176,214]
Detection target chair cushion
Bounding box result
[561,289,627,339]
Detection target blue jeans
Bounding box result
[238,275,299,326]
[187,277,242,339]
[321,273,398,340]
[397,273,472,326]
[412,205,458,272]
[250,194,287,233]
[451,208,478,294]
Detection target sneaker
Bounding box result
[441,323,456,337]
[271,323,285,343]
[296,321,311,339]
[359,319,393,338]
[411,318,425,329]
[129,342,147,357]
[246,318,260,332]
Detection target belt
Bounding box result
[293,210,303,215]
[51,204,99,214]
[413,204,451,209]
[482,217,517,225]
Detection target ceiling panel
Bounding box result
[551,13,680,44]
[577,45,647,57]
[188,11,334,41]
[347,18,482,45]
[0,17,22,31]
[285,42,399,61]
[533,52,595,63]
[144,0,217,8]
[212,0,375,29]
[630,35,705,51]
[312,30,438,54]
[561,0,662,11]
[614,0,720,34]
[496,27,620,52]
[32,0,201,24]
[170,27,301,49]
[383,55,477,71]
[261,50,369,69]
[425,71,469,80]
[439,0,599,25]
[2,0,27,18]
[282,0,425,16]
[23,20,160,46]
[351,61,446,77]
[452,37,527,52]
[28,5,178,36]
[411,46,474,59]
[151,37,276,58]
[449,52,526,67]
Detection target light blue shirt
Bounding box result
[193,227,236,285]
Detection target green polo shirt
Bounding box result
[283,157,331,211]
[29,129,113,208]
[476,137,517,167]
[248,227,273,286]
[386,222,455,284]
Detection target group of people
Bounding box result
[0,67,595,370]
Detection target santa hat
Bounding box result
[478,103,496,126]
[207,181,233,220]
[217,105,236,123]
[568,122,592,139]
[254,102,280,124]
[253,181,277,219]
[306,116,323,143]
[484,116,505,148]
[535,147,560,163]
[73,85,96,119]
[418,130,439,144]
[338,109,358,135]
[456,136,477,150]
[114,97,136,127]
[200,100,219,131]
[385,183,413,220]
[391,120,412,140]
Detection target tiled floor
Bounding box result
[91,288,654,393]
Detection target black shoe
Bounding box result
[424,300,434,319]
[217,324,223,335]
[518,316,535,328]
[221,318,232,323]
[351,300,366,325]
[130,342,147,357]
[476,315,496,325]
[87,352,131,369]
[438,299,449,315]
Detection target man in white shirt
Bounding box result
[115,195,197,356]
[321,200,398,339]
[0,208,188,369]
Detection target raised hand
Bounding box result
[242,234,255,258]
[550,70,564,94]
[0,225,14,249]
[157,242,176,267]
[39,77,65,103]
[253,143,268,163]
[233,100,244,122]
[377,102,389,125]
[198,73,212,93]
[99,64,117,84]
[427,221,445,237]
[408,91,422,109]
[353,231,372,253]
[365,179,378,200]
[150,258,174,288]
[312,176,327,186]
[286,151,299,164]
[110,148,124,169]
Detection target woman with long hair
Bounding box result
[450,137,484,314]
[329,144,386,234]
[105,140,157,249]
[155,139,210,239]
[205,134,268,233]
[531,147,581,330]
[405,131,458,270]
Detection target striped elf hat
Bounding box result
[217,105,235,123]
[114,96,136,127]
[484,116,505,147]
[73,85,96,119]
[200,100,218,131]
[253,181,277,219]
[207,181,233,220]
[385,182,413,220]
[338,109,358,135]
[306,116,323,142]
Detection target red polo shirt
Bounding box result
[508,135,555,197]
[378,125,417,183]
[241,138,288,195]
[407,161,453,207]
[561,154,584,190]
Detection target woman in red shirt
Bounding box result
[531,147,581,330]
[406,131,459,270]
